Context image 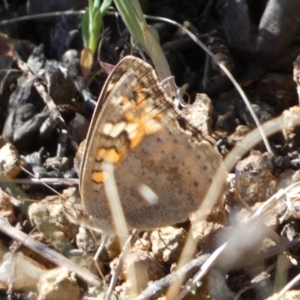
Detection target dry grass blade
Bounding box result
[80,47,94,80]
[0,11,85,26]
[102,160,129,242]
[142,23,179,101]
[102,160,138,297]
[105,230,136,300]
[252,181,300,220]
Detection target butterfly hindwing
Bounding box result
[79,56,225,234]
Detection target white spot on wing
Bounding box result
[125,123,139,139]
[109,122,127,138]
[103,123,113,135]
[138,184,159,205]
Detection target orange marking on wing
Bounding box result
[128,116,162,149]
[124,111,135,122]
[95,148,121,163]
[135,84,144,93]
[129,125,147,149]
[91,171,105,183]
[153,113,163,120]
[135,85,147,104]
[121,97,130,106]
[119,85,163,149]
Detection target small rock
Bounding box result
[235,151,277,204]
[61,50,80,76]
[0,139,24,178]
[37,267,80,300]
[190,196,226,250]
[132,237,151,252]
[150,227,187,263]
[277,169,300,190]
[181,93,214,137]
[45,156,73,172]
[191,219,225,252]
[265,290,300,300]
[75,227,96,253]
[121,249,165,290]
[28,189,78,252]
[227,125,251,146]
[68,113,89,146]
[282,105,300,151]
[235,99,275,126]
[0,188,16,224]
[215,111,239,134]
[44,60,77,105]
[0,252,47,291]
[255,73,298,113]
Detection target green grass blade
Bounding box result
[100,0,113,15]
[114,0,147,50]
[81,10,90,47]
[89,10,103,54]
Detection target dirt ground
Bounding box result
[0,0,300,299]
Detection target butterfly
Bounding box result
[77,55,225,235]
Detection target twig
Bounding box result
[0,177,79,185]
[136,254,210,300]
[105,230,136,300]
[0,217,100,287]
